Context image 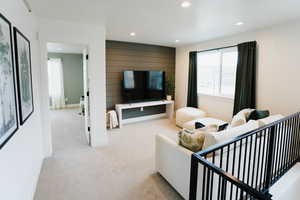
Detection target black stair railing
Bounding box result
[189,112,300,200]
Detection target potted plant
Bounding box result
[166,74,175,101]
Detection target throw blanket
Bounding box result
[108,110,119,129]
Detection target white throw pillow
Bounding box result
[202,120,259,150]
[230,108,255,128]
[258,114,284,127]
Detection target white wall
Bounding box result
[0,1,44,200]
[38,19,107,153]
[176,20,300,121]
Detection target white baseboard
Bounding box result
[65,104,80,108]
[122,113,167,125]
[50,104,80,110]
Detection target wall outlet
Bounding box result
[140,107,144,112]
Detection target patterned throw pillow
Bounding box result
[178,129,205,152]
[178,125,219,152]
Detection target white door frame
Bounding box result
[38,20,108,158]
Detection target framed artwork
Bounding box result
[13,27,34,125]
[0,13,19,149]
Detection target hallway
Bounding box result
[50,109,88,154]
[34,109,182,200]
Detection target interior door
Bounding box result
[83,48,91,145]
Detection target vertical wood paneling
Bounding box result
[106,40,176,110]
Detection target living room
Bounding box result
[1,0,300,200]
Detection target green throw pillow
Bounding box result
[247,110,270,121]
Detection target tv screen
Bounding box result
[122,70,165,103]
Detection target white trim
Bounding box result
[65,103,80,108]
[122,113,167,125]
[198,93,234,103]
[49,103,80,110]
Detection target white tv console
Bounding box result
[115,100,174,128]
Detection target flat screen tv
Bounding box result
[122,70,165,103]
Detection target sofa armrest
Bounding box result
[155,134,193,199]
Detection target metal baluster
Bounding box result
[230,142,236,200]
[242,137,248,183]
[206,169,211,200]
[236,139,243,200]
[210,152,215,200]
[265,126,276,189]
[251,133,258,188]
[283,120,290,171]
[255,131,262,190]
[189,154,199,200]
[277,122,284,177]
[246,135,253,199]
[272,125,279,183]
[217,148,224,200]
[291,117,297,164]
[260,129,267,191]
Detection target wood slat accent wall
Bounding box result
[106,40,176,110]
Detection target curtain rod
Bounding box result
[192,44,237,54]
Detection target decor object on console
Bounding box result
[166,73,175,101]
[0,13,18,149]
[176,107,206,128]
[13,27,34,125]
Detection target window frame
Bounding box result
[196,46,238,99]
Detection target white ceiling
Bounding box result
[47,42,85,54]
[29,0,300,47]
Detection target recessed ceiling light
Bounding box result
[130,32,136,36]
[235,22,244,26]
[175,40,180,43]
[181,1,191,8]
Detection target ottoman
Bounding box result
[176,107,206,127]
[182,117,227,131]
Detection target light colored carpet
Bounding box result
[34,109,183,200]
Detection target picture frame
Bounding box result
[13,27,34,125]
[0,13,19,149]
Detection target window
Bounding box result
[197,47,238,98]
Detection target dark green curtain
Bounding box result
[233,41,257,115]
[187,52,198,108]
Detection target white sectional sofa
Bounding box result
[155,114,284,199]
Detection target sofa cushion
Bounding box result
[182,117,227,131]
[203,120,259,150]
[258,114,284,127]
[176,107,206,127]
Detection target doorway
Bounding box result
[46,42,90,152]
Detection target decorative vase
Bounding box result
[166,95,172,101]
